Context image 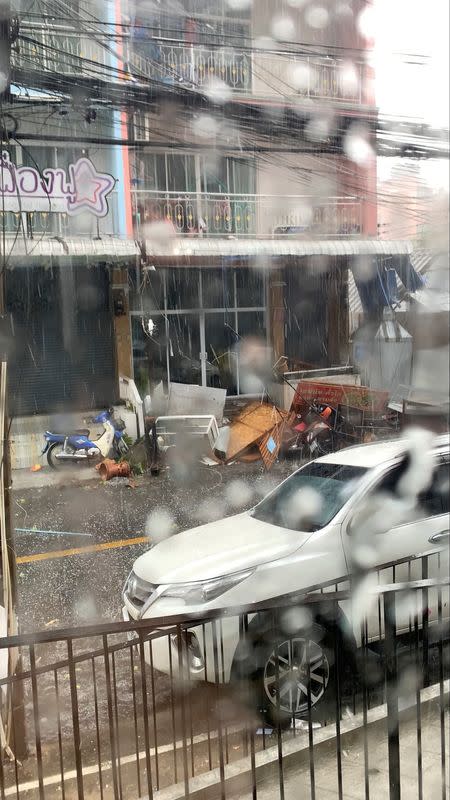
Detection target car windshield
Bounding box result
[251,462,368,531]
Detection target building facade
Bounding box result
[4,0,404,419]
[123,0,380,399]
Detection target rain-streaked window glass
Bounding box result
[2,1,449,795]
[201,268,234,308]
[129,268,165,313]
[236,269,264,307]
[166,268,200,309]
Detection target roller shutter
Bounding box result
[6,264,117,416]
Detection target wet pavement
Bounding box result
[7,458,301,799]
[11,459,301,633]
[7,460,449,800]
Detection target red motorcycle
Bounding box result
[283,402,336,458]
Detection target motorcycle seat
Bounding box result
[49,428,90,437]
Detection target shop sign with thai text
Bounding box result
[292,380,389,414]
[0,151,115,217]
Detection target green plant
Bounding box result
[132,462,145,475]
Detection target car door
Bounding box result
[341,454,449,638]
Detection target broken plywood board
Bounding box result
[226,402,285,462]
[259,421,286,470]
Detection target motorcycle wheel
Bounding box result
[309,433,334,458]
[113,438,129,457]
[47,443,71,470]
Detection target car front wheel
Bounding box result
[263,635,331,719]
[249,621,337,729]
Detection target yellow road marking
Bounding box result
[16,536,150,564]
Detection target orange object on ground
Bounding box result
[30,464,42,472]
[96,459,131,480]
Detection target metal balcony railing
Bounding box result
[129,40,251,90]
[0,552,448,799]
[128,41,365,103]
[13,20,366,106]
[12,23,118,78]
[132,190,362,237]
[0,191,121,239]
[253,52,364,103]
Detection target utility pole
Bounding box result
[0,3,27,761]
[0,1,11,99]
[0,0,12,318]
[1,364,26,761]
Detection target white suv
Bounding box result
[123,434,449,722]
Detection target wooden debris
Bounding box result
[226,402,286,464]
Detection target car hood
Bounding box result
[133,512,312,584]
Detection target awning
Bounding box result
[349,247,432,317]
[6,237,140,265]
[5,235,414,267]
[144,238,413,264]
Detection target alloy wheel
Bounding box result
[263,637,330,715]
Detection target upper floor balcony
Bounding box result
[0,191,121,241]
[13,21,369,108]
[11,22,116,80]
[132,190,362,239]
[128,41,367,105]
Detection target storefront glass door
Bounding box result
[167,314,202,386]
[131,267,267,397]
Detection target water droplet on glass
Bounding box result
[341,61,359,96]
[304,115,331,142]
[357,7,376,40]
[204,77,232,105]
[192,115,219,139]
[343,125,374,165]
[305,6,329,29]
[281,606,313,634]
[145,508,176,543]
[271,15,296,41]
[74,595,97,621]
[226,0,252,8]
[225,479,254,508]
[290,62,313,92]
[285,486,322,528]
[142,219,176,246]
[253,36,275,51]
[353,543,377,568]
[197,498,226,523]
[353,256,377,282]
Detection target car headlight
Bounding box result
[124,570,156,607]
[162,568,254,605]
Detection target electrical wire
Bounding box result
[17,7,436,66]
[3,0,446,261]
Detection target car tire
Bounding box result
[232,615,343,730]
[257,623,337,728]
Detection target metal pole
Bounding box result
[384,591,401,800]
[1,363,27,760]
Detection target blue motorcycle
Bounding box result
[42,408,129,469]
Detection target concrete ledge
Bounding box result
[151,680,449,800]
